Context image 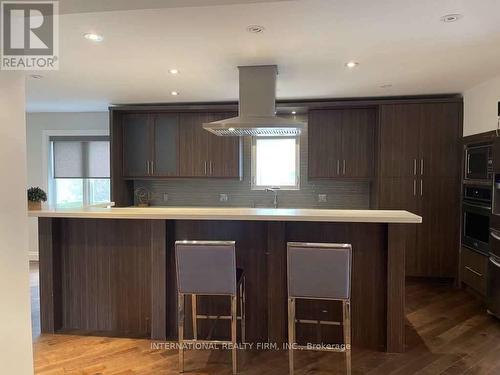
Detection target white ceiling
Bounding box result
[57,0,290,14]
[26,0,500,112]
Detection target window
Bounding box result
[251,136,300,190]
[50,136,110,208]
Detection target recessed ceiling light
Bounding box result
[345,61,359,69]
[380,84,393,89]
[171,91,179,96]
[169,69,179,75]
[29,74,43,79]
[291,111,297,115]
[246,25,265,34]
[440,14,463,23]
[84,33,104,42]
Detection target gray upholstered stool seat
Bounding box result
[175,240,246,374]
[287,242,352,375]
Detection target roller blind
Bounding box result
[51,136,110,178]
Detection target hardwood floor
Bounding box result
[31,263,500,374]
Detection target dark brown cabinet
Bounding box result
[420,103,461,178]
[178,112,209,177]
[122,114,151,177]
[122,113,179,178]
[379,104,420,177]
[153,114,179,177]
[308,109,342,178]
[308,108,375,179]
[378,177,419,266]
[379,103,460,178]
[377,102,461,277]
[178,112,241,178]
[416,177,460,277]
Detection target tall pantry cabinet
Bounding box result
[377,102,462,277]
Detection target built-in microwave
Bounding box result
[465,144,493,181]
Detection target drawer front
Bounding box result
[461,247,488,295]
[490,229,500,258]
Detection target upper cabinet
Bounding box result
[178,112,241,178]
[378,104,421,177]
[419,102,461,178]
[122,113,151,177]
[379,102,461,178]
[121,111,241,179]
[153,114,179,177]
[122,113,179,178]
[308,108,376,179]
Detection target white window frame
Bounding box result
[251,136,300,190]
[42,129,109,207]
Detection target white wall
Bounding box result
[0,73,34,374]
[463,73,500,136]
[26,112,109,259]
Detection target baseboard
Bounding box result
[29,251,39,262]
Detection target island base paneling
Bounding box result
[285,222,388,351]
[164,220,403,352]
[38,218,407,353]
[38,218,166,338]
[168,220,269,343]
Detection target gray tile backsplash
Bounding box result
[135,126,370,209]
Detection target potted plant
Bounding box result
[27,187,47,210]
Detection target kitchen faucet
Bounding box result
[265,187,280,208]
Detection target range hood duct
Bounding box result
[203,65,305,136]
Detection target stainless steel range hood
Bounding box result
[203,65,305,136]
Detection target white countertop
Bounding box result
[28,206,422,223]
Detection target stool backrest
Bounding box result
[175,240,237,295]
[287,242,352,300]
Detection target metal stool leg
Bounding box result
[192,294,198,340]
[178,293,185,373]
[343,300,352,375]
[240,276,246,344]
[288,297,296,375]
[231,295,238,374]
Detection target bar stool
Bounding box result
[175,240,246,374]
[287,242,352,375]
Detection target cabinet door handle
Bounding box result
[343,160,346,175]
[210,161,213,176]
[413,179,416,196]
[147,161,150,175]
[420,159,424,176]
[337,160,340,175]
[491,231,500,241]
[151,161,154,175]
[420,179,423,197]
[465,266,483,278]
[413,159,417,175]
[204,161,207,176]
[491,257,500,268]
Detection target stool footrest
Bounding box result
[196,314,243,320]
[295,319,342,326]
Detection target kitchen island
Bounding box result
[30,207,421,353]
